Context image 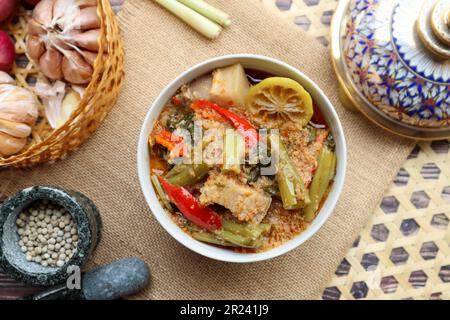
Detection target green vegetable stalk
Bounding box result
[271,136,310,210]
[151,175,173,211]
[304,147,336,222]
[217,230,263,249]
[165,163,210,186]
[193,220,271,249]
[223,129,244,174]
[192,232,237,247]
[222,219,270,240]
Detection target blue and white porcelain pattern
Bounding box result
[342,0,450,127]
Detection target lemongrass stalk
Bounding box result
[154,0,222,39]
[177,0,231,27]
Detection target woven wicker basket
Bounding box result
[0,0,124,168]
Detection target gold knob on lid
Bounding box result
[431,0,450,46]
[416,0,450,60]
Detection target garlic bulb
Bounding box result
[26,0,104,85]
[0,71,39,157]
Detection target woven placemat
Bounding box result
[262,0,450,300]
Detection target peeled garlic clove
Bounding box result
[72,6,100,30]
[0,71,15,85]
[27,19,46,36]
[0,132,27,156]
[26,35,45,62]
[39,47,63,80]
[59,88,81,126]
[61,50,92,84]
[32,0,55,27]
[73,29,100,51]
[0,119,32,138]
[80,50,98,66]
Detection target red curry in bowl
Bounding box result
[148,64,336,253]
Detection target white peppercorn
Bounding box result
[16,201,78,268]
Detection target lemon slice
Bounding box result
[246,77,313,129]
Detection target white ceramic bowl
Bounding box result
[137,54,347,263]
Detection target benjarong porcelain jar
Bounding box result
[331,0,450,139]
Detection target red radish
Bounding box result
[0,0,15,23]
[0,31,15,72]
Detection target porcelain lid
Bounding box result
[332,0,450,139]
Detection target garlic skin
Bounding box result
[0,119,32,138]
[72,29,100,51]
[26,0,102,85]
[61,50,93,84]
[39,46,64,81]
[26,35,45,62]
[0,71,39,157]
[35,79,66,129]
[35,79,83,129]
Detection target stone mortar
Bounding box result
[0,186,102,286]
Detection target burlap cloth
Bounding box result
[0,0,414,299]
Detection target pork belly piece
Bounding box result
[199,171,272,224]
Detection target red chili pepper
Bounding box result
[191,100,259,149]
[153,130,185,157]
[158,177,222,231]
